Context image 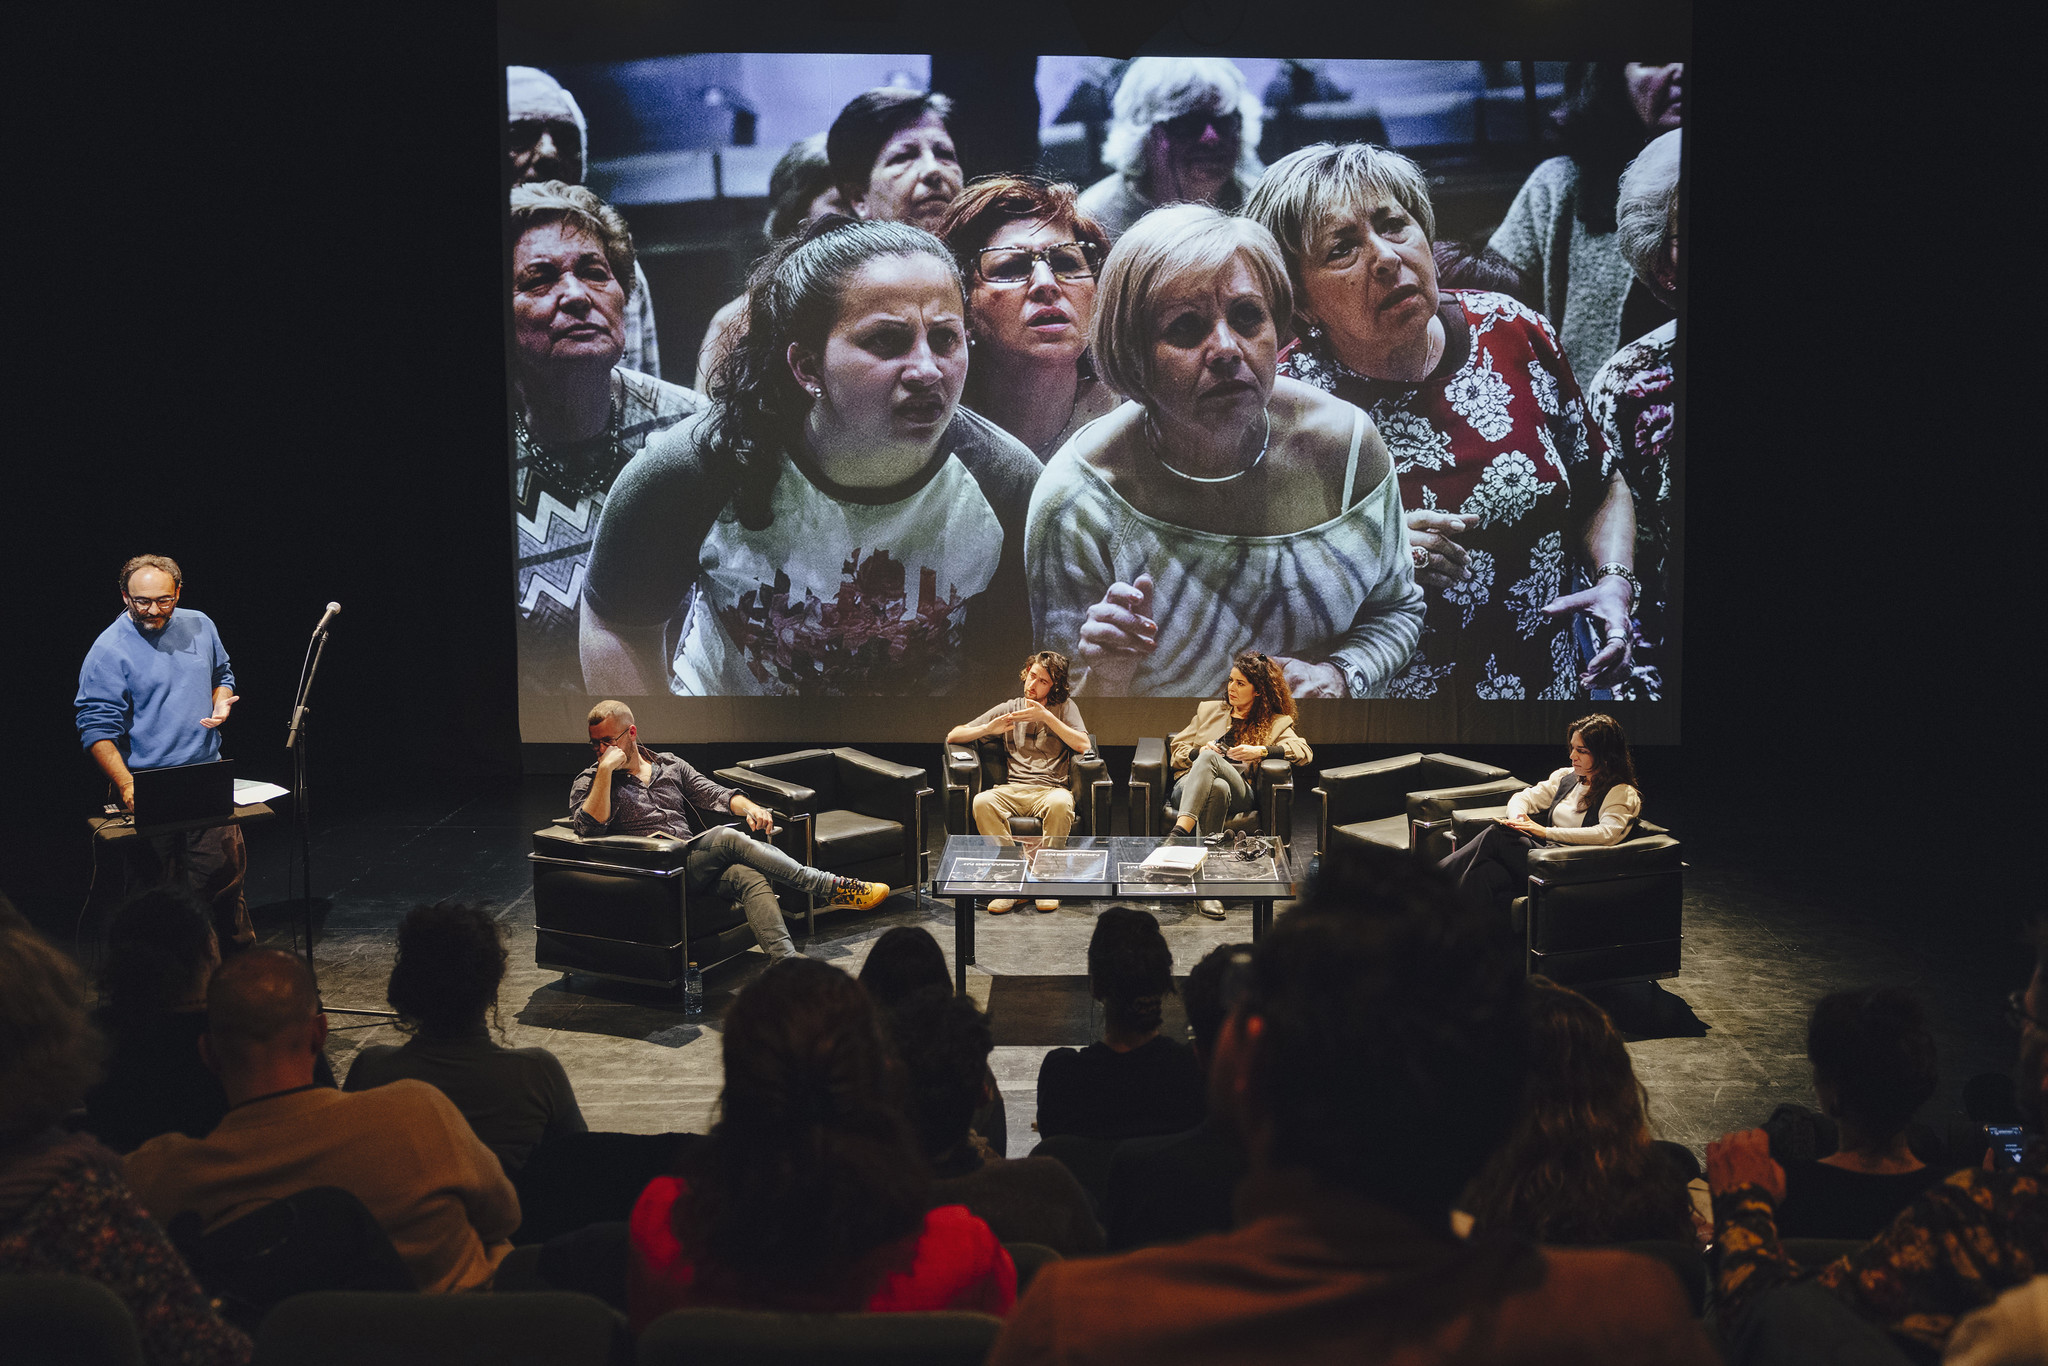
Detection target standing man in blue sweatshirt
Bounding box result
[76,554,254,948]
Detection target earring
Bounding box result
[806,385,821,398]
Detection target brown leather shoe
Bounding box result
[987,898,1020,914]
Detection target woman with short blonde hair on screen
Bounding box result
[1024,204,1423,699]
[580,215,1039,697]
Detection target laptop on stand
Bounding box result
[130,760,238,837]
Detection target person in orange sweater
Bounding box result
[124,950,520,1293]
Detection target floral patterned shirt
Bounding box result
[1279,290,1611,701]
[1714,1156,2048,1355]
[1585,319,1675,701]
[0,1133,251,1366]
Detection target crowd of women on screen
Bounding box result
[508,59,1685,704]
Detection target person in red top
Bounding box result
[627,957,1013,1331]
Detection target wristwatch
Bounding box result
[1594,562,1641,611]
[1343,661,1369,698]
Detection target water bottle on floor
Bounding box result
[683,961,703,1018]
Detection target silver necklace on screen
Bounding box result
[1147,407,1272,484]
[514,376,623,496]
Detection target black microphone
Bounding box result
[311,602,341,637]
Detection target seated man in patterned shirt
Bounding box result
[570,701,886,962]
[1708,926,2048,1363]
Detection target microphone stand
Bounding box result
[285,615,394,1019]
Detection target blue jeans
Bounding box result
[683,826,834,961]
[1170,748,1257,834]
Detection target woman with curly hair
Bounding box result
[1165,651,1312,919]
[1461,977,1698,1246]
[627,958,1013,1327]
[344,902,584,1173]
[1035,907,1205,1140]
[582,214,1040,697]
[1440,712,1642,920]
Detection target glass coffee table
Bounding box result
[1112,835,1298,942]
[930,832,1298,989]
[931,835,1116,991]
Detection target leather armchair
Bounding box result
[1449,807,1683,989]
[715,748,929,936]
[1128,738,1295,846]
[1315,752,1523,862]
[942,732,1111,839]
[530,824,756,989]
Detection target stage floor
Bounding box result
[213,776,2017,1162]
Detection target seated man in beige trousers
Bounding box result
[946,651,1091,914]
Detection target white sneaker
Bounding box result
[1198,900,1226,920]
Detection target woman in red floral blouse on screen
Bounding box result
[1248,142,1642,703]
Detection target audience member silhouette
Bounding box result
[0,917,251,1365]
[124,949,520,1292]
[857,925,1006,1152]
[891,985,1104,1256]
[990,845,1716,1365]
[1035,907,1205,1142]
[626,957,1013,1329]
[344,901,586,1174]
[1460,977,1699,1246]
[1103,941,1252,1250]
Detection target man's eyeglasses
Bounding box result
[1159,108,1241,141]
[127,595,178,613]
[976,242,1099,286]
[2008,990,2043,1032]
[590,731,630,750]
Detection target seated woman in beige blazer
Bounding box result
[1166,651,1311,919]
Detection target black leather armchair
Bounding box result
[530,825,757,989]
[1449,807,1684,989]
[715,748,929,936]
[942,733,1111,839]
[1128,738,1295,846]
[1314,752,1523,862]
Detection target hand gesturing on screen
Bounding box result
[1405,511,1475,591]
[1541,576,1634,689]
[1273,656,1344,698]
[1077,572,1155,694]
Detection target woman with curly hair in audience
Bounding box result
[1036,907,1205,1141]
[627,957,1014,1329]
[0,911,251,1365]
[1461,977,1700,1247]
[344,901,585,1174]
[857,925,1007,1154]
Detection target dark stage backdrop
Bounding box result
[3,1,2027,934]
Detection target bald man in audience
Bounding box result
[123,950,520,1292]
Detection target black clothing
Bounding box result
[568,749,738,840]
[1035,1036,1205,1142]
[1104,1118,1248,1251]
[1775,1159,1951,1241]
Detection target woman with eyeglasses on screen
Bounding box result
[1166,652,1311,919]
[1025,204,1423,700]
[937,176,1123,462]
[1439,713,1642,920]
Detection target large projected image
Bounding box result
[505,56,1683,725]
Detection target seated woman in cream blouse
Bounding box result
[1439,713,1641,918]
